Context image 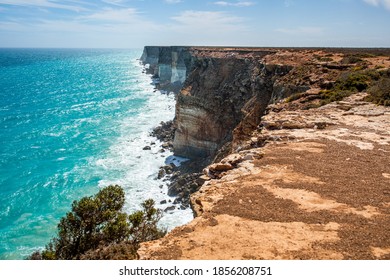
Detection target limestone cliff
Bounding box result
[174,52,286,159]
[141,47,295,159]
[140,46,192,92]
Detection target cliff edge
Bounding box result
[139,47,390,260]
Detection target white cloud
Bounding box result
[101,0,127,6]
[0,14,161,48]
[0,4,162,47]
[165,10,252,46]
[0,0,88,12]
[0,20,25,31]
[276,26,324,35]
[363,0,390,10]
[164,0,182,4]
[171,10,244,28]
[213,1,255,7]
[79,7,139,23]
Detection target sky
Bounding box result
[0,0,389,48]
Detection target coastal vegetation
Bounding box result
[281,50,390,108]
[322,68,390,106]
[365,76,390,106]
[286,67,390,107]
[28,185,165,260]
[317,69,378,105]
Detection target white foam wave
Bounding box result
[92,62,193,230]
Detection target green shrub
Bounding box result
[355,53,378,58]
[317,69,382,106]
[303,102,321,110]
[28,185,165,260]
[80,242,138,260]
[338,72,371,91]
[365,77,390,106]
[341,55,363,64]
[284,68,387,107]
[285,92,306,103]
[314,55,333,62]
[319,89,354,106]
[341,53,378,64]
[128,199,166,245]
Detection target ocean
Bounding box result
[0,48,192,260]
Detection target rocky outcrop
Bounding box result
[138,47,390,260]
[150,120,175,151]
[139,92,390,261]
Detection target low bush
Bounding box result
[319,90,353,106]
[365,77,390,106]
[285,92,306,103]
[314,55,333,62]
[79,242,138,260]
[341,55,364,64]
[318,69,382,106]
[28,185,165,260]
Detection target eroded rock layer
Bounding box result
[141,47,295,159]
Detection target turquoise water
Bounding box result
[0,49,192,259]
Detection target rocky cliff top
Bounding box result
[139,47,390,260]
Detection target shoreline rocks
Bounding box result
[150,120,175,151]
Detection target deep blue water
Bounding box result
[0,49,192,259]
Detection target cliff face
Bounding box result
[140,46,192,90]
[141,47,295,159]
[175,55,279,159]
